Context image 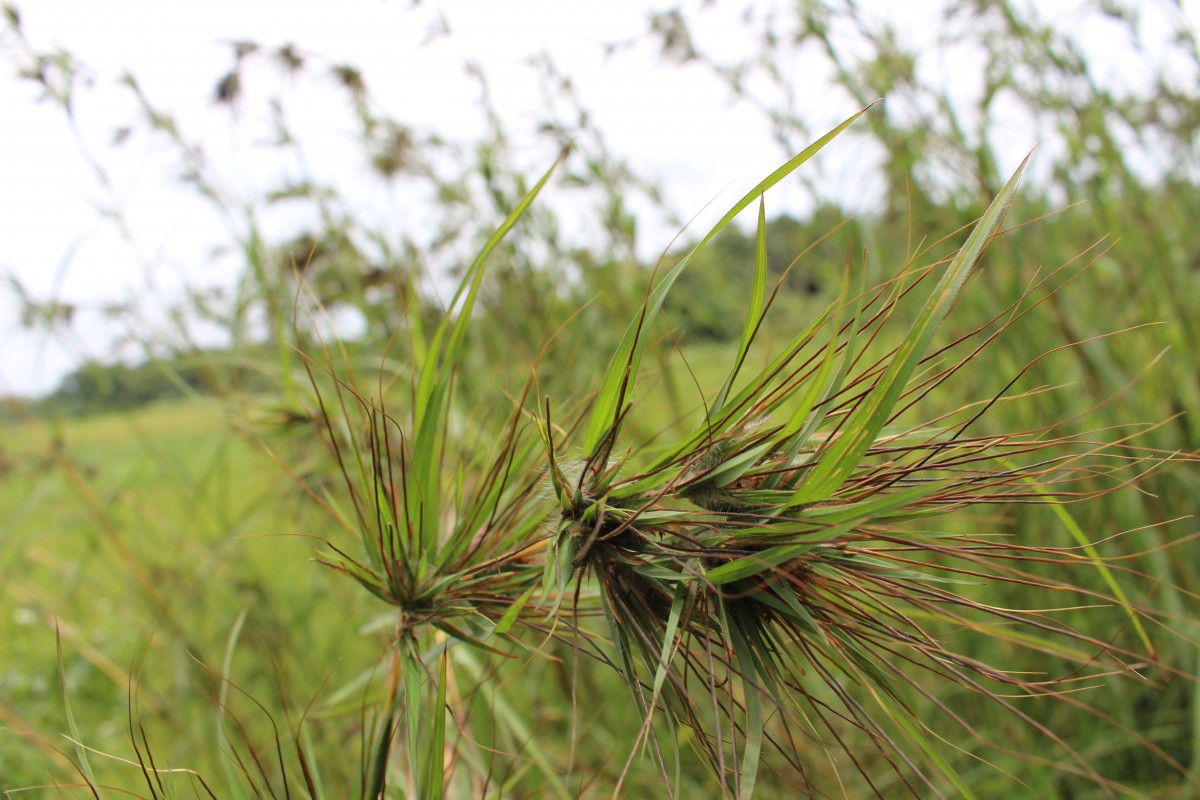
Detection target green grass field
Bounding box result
[1,400,374,789]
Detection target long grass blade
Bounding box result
[411,149,567,554]
[712,196,770,415]
[401,640,423,797]
[421,650,448,800]
[56,625,101,797]
[790,155,1030,506]
[217,609,249,796]
[583,105,874,457]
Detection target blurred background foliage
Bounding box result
[1,0,1198,795]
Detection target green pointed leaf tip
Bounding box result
[582,105,873,456]
[409,151,566,557]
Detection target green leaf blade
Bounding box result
[790,155,1030,506]
[582,105,874,456]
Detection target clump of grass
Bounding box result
[281,152,575,798]
[51,107,1191,799]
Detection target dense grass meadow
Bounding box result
[3,2,1200,797]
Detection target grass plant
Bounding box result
[25,109,1182,798]
[3,3,1199,796]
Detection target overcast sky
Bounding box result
[2,0,1196,397]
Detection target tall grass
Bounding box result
[3,2,1198,797]
[28,122,1189,797]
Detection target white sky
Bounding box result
[1,0,1196,396]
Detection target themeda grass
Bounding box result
[31,108,1194,799]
